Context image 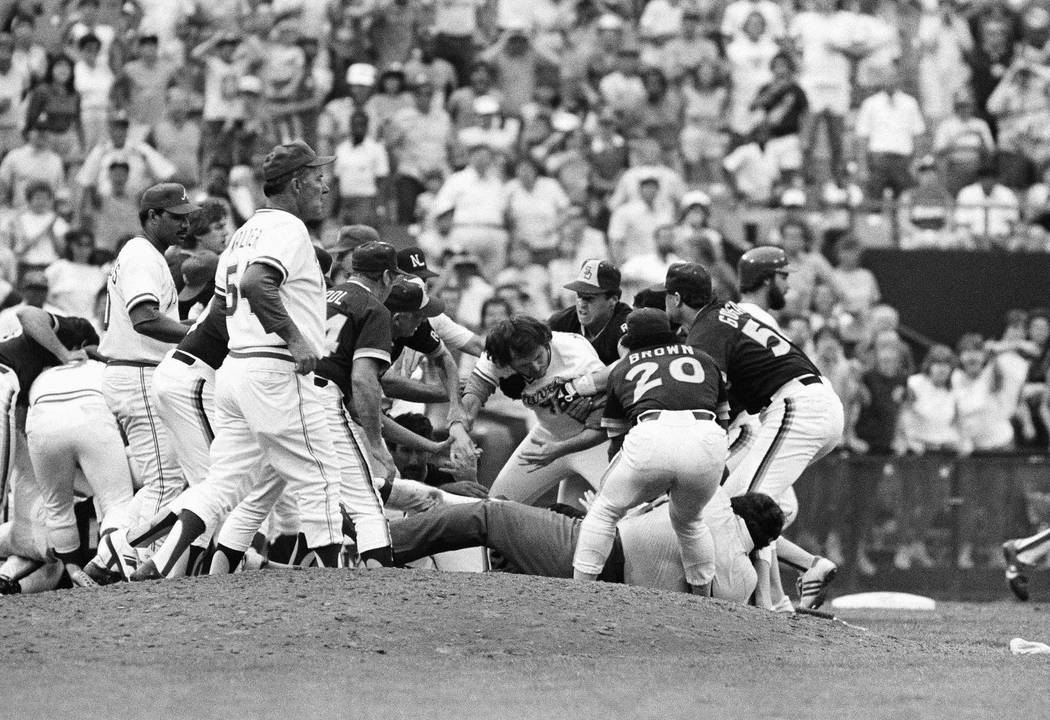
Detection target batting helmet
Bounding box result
[737,246,788,293]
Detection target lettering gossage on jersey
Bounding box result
[718,301,789,357]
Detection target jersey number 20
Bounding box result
[625,357,706,403]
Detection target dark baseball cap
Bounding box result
[397,246,438,279]
[57,316,99,349]
[178,251,220,301]
[385,276,445,317]
[621,308,672,346]
[563,259,621,294]
[657,262,712,302]
[262,140,334,182]
[140,182,199,214]
[332,224,381,254]
[351,241,402,274]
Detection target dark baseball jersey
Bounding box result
[548,301,632,366]
[0,314,97,405]
[391,319,442,363]
[176,299,230,370]
[602,343,725,436]
[316,281,393,397]
[684,301,820,415]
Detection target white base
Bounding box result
[830,591,936,611]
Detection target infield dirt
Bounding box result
[1,569,1047,719]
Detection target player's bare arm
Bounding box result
[15,307,86,364]
[381,374,449,403]
[352,356,397,478]
[127,301,189,343]
[519,427,606,471]
[429,344,478,463]
[381,414,450,455]
[240,263,317,374]
[459,371,497,431]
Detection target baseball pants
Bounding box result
[0,440,49,564]
[104,364,185,529]
[574,412,727,587]
[0,367,19,522]
[726,413,799,525]
[178,357,342,550]
[27,398,134,556]
[722,377,844,502]
[151,351,215,488]
[489,426,610,507]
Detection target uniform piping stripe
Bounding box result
[31,389,105,406]
[341,410,388,533]
[0,384,14,522]
[139,367,166,516]
[729,424,751,454]
[125,292,160,311]
[249,256,289,283]
[192,378,213,444]
[295,375,336,540]
[748,398,794,493]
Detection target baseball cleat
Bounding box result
[771,596,795,613]
[68,568,99,589]
[1003,541,1030,602]
[100,532,139,581]
[797,557,837,609]
[0,577,20,595]
[129,559,161,582]
[82,559,122,586]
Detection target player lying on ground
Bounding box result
[381,488,783,603]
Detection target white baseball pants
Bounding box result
[574,412,727,586]
[27,399,134,555]
[489,425,610,506]
[179,357,343,549]
[722,377,844,501]
[103,364,185,526]
[0,367,19,522]
[151,351,215,487]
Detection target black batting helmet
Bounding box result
[737,246,788,293]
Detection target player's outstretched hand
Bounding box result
[440,480,489,499]
[288,334,319,375]
[520,436,564,472]
[373,444,399,483]
[437,450,479,483]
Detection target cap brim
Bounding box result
[165,202,201,215]
[178,283,207,301]
[306,155,336,167]
[563,280,606,294]
[409,267,439,280]
[650,283,667,292]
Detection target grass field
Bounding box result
[2,569,1047,719]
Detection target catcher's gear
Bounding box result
[737,246,788,292]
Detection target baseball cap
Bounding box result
[657,262,712,302]
[331,224,380,255]
[346,63,377,87]
[385,276,445,317]
[108,109,130,126]
[140,182,199,214]
[351,241,401,274]
[314,245,333,277]
[20,270,48,290]
[473,94,501,115]
[178,252,220,301]
[597,13,624,30]
[917,154,937,171]
[621,308,672,346]
[458,126,490,150]
[397,246,438,279]
[681,189,711,210]
[262,140,334,182]
[563,259,621,295]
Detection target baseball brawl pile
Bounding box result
[2,140,1046,717]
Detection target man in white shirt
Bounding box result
[77,112,177,210]
[96,183,196,568]
[0,35,27,157]
[333,110,389,227]
[722,0,785,39]
[855,66,926,198]
[955,166,1021,242]
[607,175,673,264]
[386,74,452,223]
[431,129,509,278]
[0,125,63,209]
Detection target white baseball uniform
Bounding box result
[177,209,343,551]
[98,235,185,530]
[472,332,611,505]
[26,360,134,555]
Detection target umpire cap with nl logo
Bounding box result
[262,140,334,182]
[397,247,438,280]
[140,183,199,214]
[564,259,621,294]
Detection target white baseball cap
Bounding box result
[681,189,711,210]
[473,94,501,116]
[346,63,376,87]
[597,13,624,30]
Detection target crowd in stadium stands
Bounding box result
[0,0,1049,575]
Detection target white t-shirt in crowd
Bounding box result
[333,138,389,198]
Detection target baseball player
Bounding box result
[97,182,197,553]
[459,315,610,507]
[1003,530,1050,601]
[26,359,135,586]
[383,488,783,603]
[134,141,346,579]
[549,260,632,366]
[664,262,844,608]
[559,309,729,595]
[0,469,66,594]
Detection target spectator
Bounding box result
[193,32,251,167]
[76,111,176,212]
[953,332,1017,454]
[597,44,647,119]
[71,33,113,152]
[431,133,509,279]
[901,344,963,455]
[147,85,202,185]
[319,62,376,157]
[368,63,413,143]
[182,200,230,256]
[679,59,729,185]
[916,0,973,126]
[855,64,926,199]
[24,54,83,162]
[447,61,503,130]
[725,11,777,137]
[607,174,672,264]
[386,73,452,225]
[722,0,785,40]
[43,227,105,323]
[0,124,64,208]
[112,34,177,144]
[505,156,570,264]
[0,33,29,158]
[478,23,559,117]
[652,6,719,83]
[777,218,836,317]
[635,67,682,152]
[81,159,139,256]
[547,204,608,309]
[749,51,807,178]
[985,55,1050,185]
[830,237,880,317]
[403,29,458,101]
[332,110,390,227]
[933,91,995,198]
[898,154,958,249]
[431,0,485,84]
[954,162,1021,246]
[3,181,69,275]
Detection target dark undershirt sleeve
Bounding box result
[241,263,291,335]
